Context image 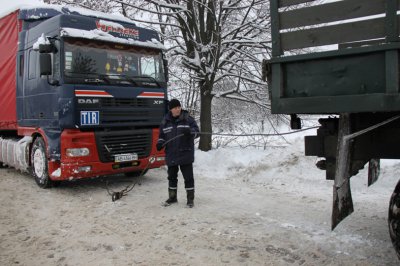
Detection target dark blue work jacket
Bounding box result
[157,110,199,166]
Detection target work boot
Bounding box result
[163,188,177,207]
[186,189,194,208]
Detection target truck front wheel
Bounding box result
[389,179,400,259]
[31,137,52,188]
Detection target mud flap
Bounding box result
[332,179,354,230]
[332,113,354,230]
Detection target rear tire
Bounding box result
[31,137,53,188]
[388,179,400,259]
[124,169,148,178]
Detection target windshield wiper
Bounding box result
[65,72,110,84]
[66,72,161,87]
[129,75,162,87]
[85,77,110,84]
[98,73,140,86]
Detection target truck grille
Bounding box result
[77,98,165,127]
[100,98,150,108]
[95,129,152,163]
[100,109,163,125]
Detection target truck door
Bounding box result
[21,48,59,127]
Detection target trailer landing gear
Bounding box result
[332,114,354,229]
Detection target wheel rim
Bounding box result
[33,148,46,181]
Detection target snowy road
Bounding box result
[0,160,398,265]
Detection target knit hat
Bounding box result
[168,99,181,110]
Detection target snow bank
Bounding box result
[194,133,400,200]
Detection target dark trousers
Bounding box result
[167,163,194,190]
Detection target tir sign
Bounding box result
[80,111,99,125]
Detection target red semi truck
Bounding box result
[0,4,168,188]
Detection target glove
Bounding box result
[183,127,191,137]
[156,142,163,151]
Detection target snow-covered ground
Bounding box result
[1,130,399,265]
[1,1,399,264]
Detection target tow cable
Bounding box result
[106,133,185,202]
[106,164,150,202]
[106,126,318,202]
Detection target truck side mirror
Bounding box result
[163,59,169,82]
[40,53,52,76]
[39,43,57,53]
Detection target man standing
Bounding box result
[156,99,200,208]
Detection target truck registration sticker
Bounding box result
[115,153,138,162]
[80,111,99,125]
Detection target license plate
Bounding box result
[114,153,138,162]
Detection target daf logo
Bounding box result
[78,99,99,104]
[153,100,163,105]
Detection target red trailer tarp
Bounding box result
[0,11,19,130]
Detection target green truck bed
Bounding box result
[266,0,400,114]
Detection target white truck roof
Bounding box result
[2,0,138,26]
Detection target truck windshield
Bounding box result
[63,38,165,85]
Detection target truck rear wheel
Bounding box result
[31,137,52,188]
[388,179,400,259]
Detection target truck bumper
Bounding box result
[49,129,165,180]
[49,156,165,180]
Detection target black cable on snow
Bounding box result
[106,125,318,202]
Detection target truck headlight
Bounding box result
[66,148,90,157]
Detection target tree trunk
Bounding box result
[198,83,213,151]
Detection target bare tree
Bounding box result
[112,0,271,151]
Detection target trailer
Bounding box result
[264,0,400,258]
[0,4,168,188]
